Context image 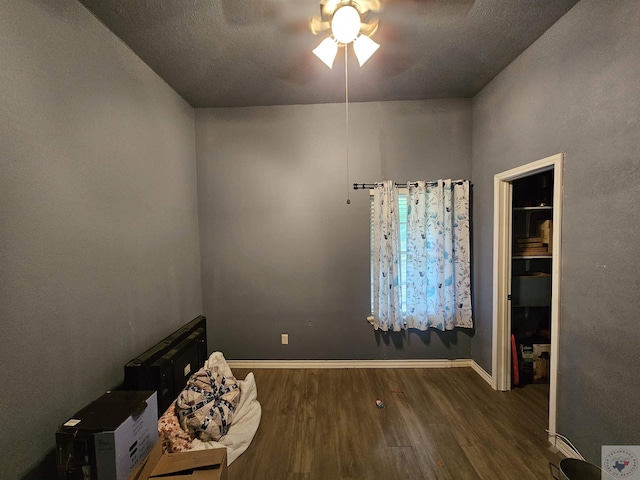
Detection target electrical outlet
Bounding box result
[281,333,289,345]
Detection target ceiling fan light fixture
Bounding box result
[331,5,361,44]
[353,33,380,66]
[312,36,339,68]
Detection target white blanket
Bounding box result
[188,352,262,465]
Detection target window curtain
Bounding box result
[371,179,472,332]
[405,180,473,330]
[371,181,404,332]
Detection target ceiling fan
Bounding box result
[264,0,474,85]
[309,0,382,67]
[310,0,381,36]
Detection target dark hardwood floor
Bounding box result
[227,368,561,480]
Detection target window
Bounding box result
[370,189,408,313]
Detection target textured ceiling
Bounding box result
[78,0,580,108]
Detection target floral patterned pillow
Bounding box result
[157,400,193,452]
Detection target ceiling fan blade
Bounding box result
[320,0,341,18]
[310,16,331,35]
[382,0,474,15]
[318,0,383,18]
[363,0,382,13]
[360,19,380,37]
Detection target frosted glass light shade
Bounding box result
[331,5,361,44]
[353,34,380,66]
[312,36,339,68]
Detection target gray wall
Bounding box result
[196,100,472,360]
[471,0,640,462]
[5,0,636,475]
[0,1,202,478]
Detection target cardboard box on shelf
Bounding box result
[130,440,228,480]
[538,220,553,253]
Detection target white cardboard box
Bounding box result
[58,390,158,480]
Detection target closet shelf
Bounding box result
[513,206,553,211]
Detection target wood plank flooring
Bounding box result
[227,368,561,480]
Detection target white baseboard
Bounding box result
[227,358,494,389]
[552,435,582,459]
[227,358,474,370]
[470,360,494,387]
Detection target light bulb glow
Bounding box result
[331,5,361,44]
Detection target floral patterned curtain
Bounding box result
[405,180,473,330]
[371,181,404,331]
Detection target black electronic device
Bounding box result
[150,328,207,415]
[123,316,206,390]
[123,316,207,416]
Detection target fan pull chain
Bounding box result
[345,43,351,205]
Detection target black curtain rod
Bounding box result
[352,180,469,190]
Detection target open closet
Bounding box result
[493,153,563,439]
[510,171,554,387]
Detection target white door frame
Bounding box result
[492,153,563,443]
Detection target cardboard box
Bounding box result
[57,390,158,480]
[538,220,553,253]
[130,440,228,480]
[533,344,551,383]
[533,343,551,358]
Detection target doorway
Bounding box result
[492,153,563,443]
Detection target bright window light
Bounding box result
[370,190,408,313]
